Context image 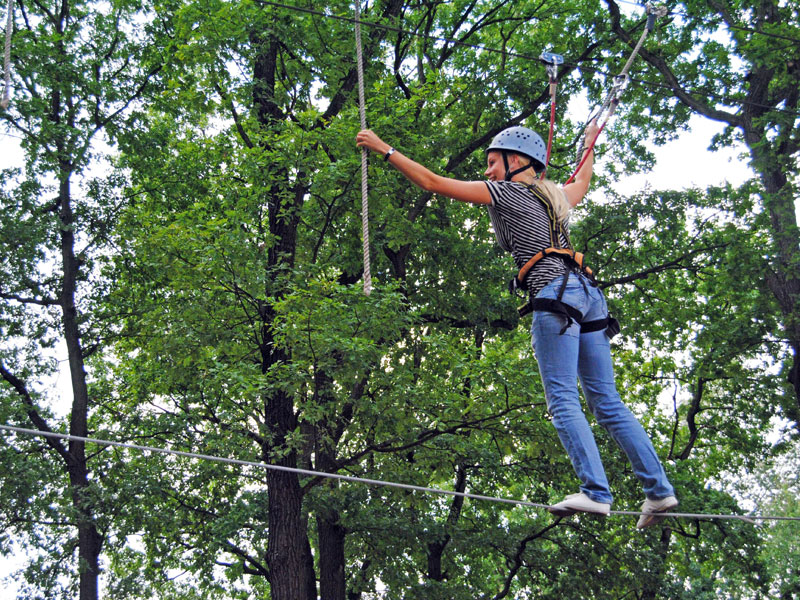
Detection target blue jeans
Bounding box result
[531,273,675,504]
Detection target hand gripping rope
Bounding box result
[1,0,12,110]
[354,0,372,296]
[565,2,668,185]
[539,51,564,175]
[2,425,798,524]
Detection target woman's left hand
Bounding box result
[583,120,600,146]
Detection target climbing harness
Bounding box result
[510,184,619,338]
[512,5,666,330]
[354,0,372,295]
[539,51,563,175]
[566,3,667,185]
[526,266,620,338]
[1,0,12,110]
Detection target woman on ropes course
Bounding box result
[355,122,677,528]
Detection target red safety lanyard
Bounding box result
[539,51,563,175]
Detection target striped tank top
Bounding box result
[485,180,571,297]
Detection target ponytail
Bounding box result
[532,178,571,225]
[512,154,571,225]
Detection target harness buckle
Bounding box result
[606,316,621,338]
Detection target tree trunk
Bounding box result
[249,14,317,598]
[640,527,672,600]
[60,168,104,600]
[315,435,347,600]
[266,464,316,600]
[69,473,104,600]
[261,325,315,600]
[427,464,467,581]
[262,362,314,598]
[747,149,800,419]
[317,506,346,600]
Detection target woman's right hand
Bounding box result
[356,129,391,156]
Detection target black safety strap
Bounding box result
[525,296,620,339]
[522,271,620,339]
[502,151,537,181]
[531,297,581,334]
[521,183,569,250]
[581,316,621,337]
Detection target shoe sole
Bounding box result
[548,507,577,517]
[637,513,668,528]
[637,501,679,529]
[548,506,610,518]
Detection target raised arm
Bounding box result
[562,120,600,207]
[356,130,492,205]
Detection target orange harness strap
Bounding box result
[516,247,594,288]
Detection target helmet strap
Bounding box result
[502,151,537,181]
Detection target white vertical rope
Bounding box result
[354,0,372,296]
[1,0,12,110]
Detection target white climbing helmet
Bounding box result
[486,126,547,175]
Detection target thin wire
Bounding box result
[613,0,800,45]
[2,424,798,523]
[245,0,800,119]
[354,0,372,296]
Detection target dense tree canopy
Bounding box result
[1,0,798,598]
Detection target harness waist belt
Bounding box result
[516,247,593,286]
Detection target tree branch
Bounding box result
[0,289,59,306]
[677,376,705,461]
[0,360,70,462]
[223,540,271,580]
[214,82,254,149]
[487,520,563,600]
[604,0,742,127]
[601,243,730,288]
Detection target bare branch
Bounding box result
[0,360,69,462]
[601,243,730,288]
[0,289,59,306]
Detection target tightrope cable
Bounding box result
[354,0,372,296]
[2,425,798,523]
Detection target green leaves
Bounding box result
[3,0,799,598]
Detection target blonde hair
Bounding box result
[532,178,571,225]
[514,154,571,225]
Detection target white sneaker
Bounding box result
[636,496,678,529]
[549,492,611,517]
